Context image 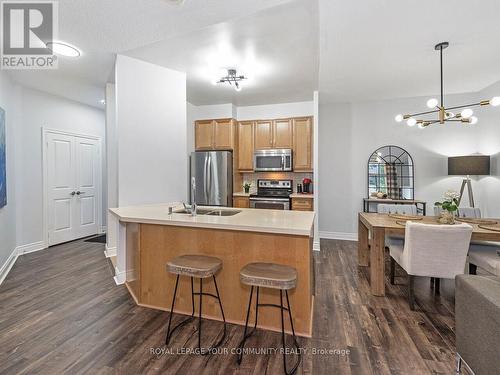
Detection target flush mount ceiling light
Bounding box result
[163,0,186,5]
[395,42,499,128]
[45,41,81,57]
[213,69,247,92]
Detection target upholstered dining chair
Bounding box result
[377,204,417,215]
[387,221,473,310]
[377,204,418,247]
[433,206,482,218]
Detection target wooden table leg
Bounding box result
[358,217,369,266]
[370,227,386,296]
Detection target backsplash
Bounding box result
[239,172,314,194]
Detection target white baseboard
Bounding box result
[0,247,18,285]
[313,240,320,252]
[113,266,136,285]
[16,241,46,255]
[0,241,47,285]
[320,231,358,242]
[104,245,116,258]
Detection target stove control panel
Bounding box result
[257,179,292,189]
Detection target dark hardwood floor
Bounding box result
[0,238,462,374]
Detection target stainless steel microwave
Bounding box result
[254,149,293,172]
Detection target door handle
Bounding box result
[70,191,76,196]
[76,191,85,195]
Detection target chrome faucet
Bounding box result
[190,177,197,216]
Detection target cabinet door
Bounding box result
[214,119,234,150]
[195,120,214,150]
[238,121,254,171]
[273,119,293,149]
[293,117,313,171]
[292,197,313,211]
[254,120,273,150]
[233,196,250,208]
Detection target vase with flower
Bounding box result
[435,190,460,224]
[243,181,252,194]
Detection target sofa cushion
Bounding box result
[455,275,500,375]
[468,244,500,277]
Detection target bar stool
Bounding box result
[165,254,226,354]
[237,262,301,375]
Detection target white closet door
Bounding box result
[47,133,77,245]
[74,137,99,239]
[47,132,100,246]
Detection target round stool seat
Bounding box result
[240,262,297,290]
[167,255,222,278]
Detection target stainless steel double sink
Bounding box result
[174,208,241,216]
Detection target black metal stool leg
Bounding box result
[204,275,227,354]
[165,275,196,346]
[237,286,254,364]
[165,275,180,345]
[285,290,301,374]
[198,278,203,351]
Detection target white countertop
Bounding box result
[290,193,314,199]
[233,191,253,197]
[110,203,315,236]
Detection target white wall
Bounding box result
[105,83,118,254]
[0,71,20,272]
[15,88,106,247]
[237,101,314,120]
[318,88,500,238]
[115,55,188,207]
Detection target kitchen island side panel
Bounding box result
[134,223,313,337]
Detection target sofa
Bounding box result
[455,275,500,374]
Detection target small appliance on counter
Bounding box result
[302,178,312,193]
[249,179,293,210]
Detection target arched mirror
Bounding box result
[367,145,414,200]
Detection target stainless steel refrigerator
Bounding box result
[190,151,233,207]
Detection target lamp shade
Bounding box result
[448,155,490,176]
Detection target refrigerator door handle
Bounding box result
[204,154,209,203]
[208,154,213,203]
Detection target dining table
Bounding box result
[358,212,500,296]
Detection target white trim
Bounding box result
[313,240,320,251]
[0,241,48,285]
[320,231,358,242]
[42,128,103,248]
[100,226,107,234]
[113,266,135,285]
[0,247,18,285]
[104,245,116,258]
[16,241,46,255]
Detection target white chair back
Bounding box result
[377,204,417,215]
[434,206,482,218]
[402,222,472,279]
[457,207,482,218]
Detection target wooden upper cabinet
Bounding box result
[195,120,215,150]
[254,120,273,149]
[273,119,293,149]
[213,119,234,150]
[238,121,254,171]
[195,119,235,150]
[293,117,313,171]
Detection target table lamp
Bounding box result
[448,155,490,207]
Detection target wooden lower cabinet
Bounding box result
[233,196,250,208]
[292,197,313,211]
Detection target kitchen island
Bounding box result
[110,204,315,337]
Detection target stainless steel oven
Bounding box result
[249,197,290,210]
[254,149,292,172]
[249,179,292,210]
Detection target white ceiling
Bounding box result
[7,0,294,108]
[125,0,319,106]
[6,0,500,108]
[319,0,500,103]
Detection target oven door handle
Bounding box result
[249,197,290,202]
